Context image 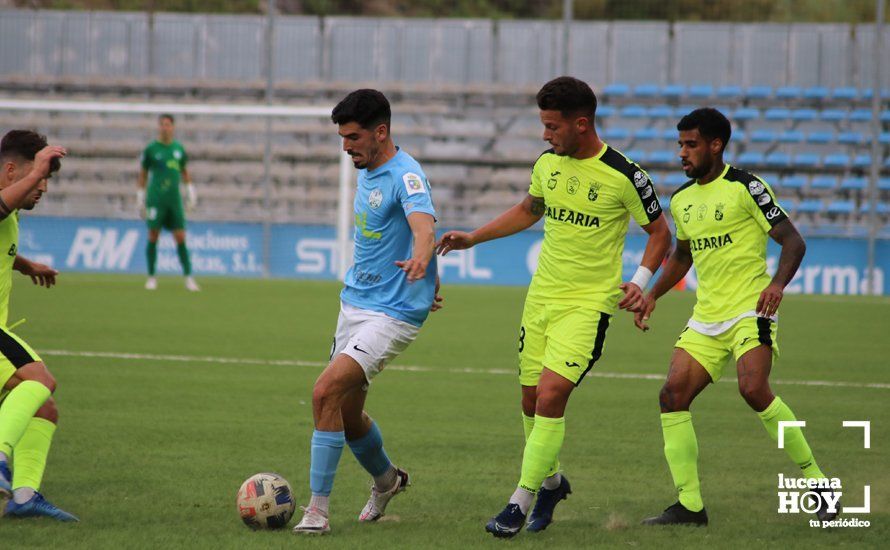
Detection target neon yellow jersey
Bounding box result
[0,213,18,327]
[670,164,788,323]
[527,145,663,313]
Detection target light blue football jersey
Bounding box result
[340,148,437,327]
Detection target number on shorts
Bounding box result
[147,207,158,220]
[518,326,525,353]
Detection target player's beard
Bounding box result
[684,158,710,179]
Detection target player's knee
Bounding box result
[19,363,56,393]
[659,381,687,412]
[535,386,569,416]
[311,379,341,411]
[738,382,772,410]
[34,397,58,424]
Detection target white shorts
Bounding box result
[331,302,420,383]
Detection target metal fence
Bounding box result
[0,9,888,88]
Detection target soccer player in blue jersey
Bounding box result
[293,89,441,535]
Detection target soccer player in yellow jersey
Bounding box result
[636,108,835,526]
[438,77,671,537]
[0,130,77,521]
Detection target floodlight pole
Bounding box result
[562,0,573,75]
[866,0,885,295]
[261,1,276,278]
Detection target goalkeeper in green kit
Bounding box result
[137,114,199,291]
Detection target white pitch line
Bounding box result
[39,349,890,390]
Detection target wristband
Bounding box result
[630,266,653,290]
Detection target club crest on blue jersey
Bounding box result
[368,188,383,209]
[403,173,425,195]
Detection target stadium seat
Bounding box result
[877,203,890,215]
[603,127,630,140]
[832,87,859,100]
[796,199,823,214]
[806,131,833,144]
[803,86,829,100]
[778,130,804,143]
[661,84,685,98]
[738,151,766,165]
[880,177,890,190]
[841,177,867,191]
[826,200,855,215]
[850,109,872,121]
[634,83,661,98]
[810,176,838,190]
[733,129,746,142]
[880,132,890,144]
[602,83,630,97]
[764,108,791,121]
[776,86,802,100]
[823,153,850,168]
[597,105,616,118]
[794,152,820,168]
[625,150,646,162]
[881,111,890,122]
[755,171,780,185]
[674,105,698,117]
[648,105,675,118]
[687,84,713,98]
[716,85,743,99]
[765,152,791,166]
[648,150,675,164]
[620,105,648,118]
[779,175,807,190]
[660,128,678,140]
[791,109,817,121]
[633,128,660,141]
[838,131,863,145]
[746,85,772,99]
[820,109,847,121]
[852,154,872,168]
[750,129,776,143]
[664,173,688,187]
[732,107,759,121]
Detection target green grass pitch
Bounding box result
[0,274,886,548]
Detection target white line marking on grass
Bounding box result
[40,349,890,390]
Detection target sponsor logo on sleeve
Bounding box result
[403,173,426,196]
[634,171,649,188]
[647,201,661,214]
[749,181,765,195]
[641,186,654,199]
[758,193,772,206]
[766,206,782,220]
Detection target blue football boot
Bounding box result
[5,492,79,522]
[527,475,572,532]
[0,461,11,516]
[485,503,526,538]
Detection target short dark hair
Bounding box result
[0,130,60,174]
[536,76,597,120]
[677,108,732,151]
[159,113,175,124]
[331,89,391,130]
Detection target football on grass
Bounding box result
[237,472,296,529]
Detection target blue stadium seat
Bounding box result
[664,173,688,187]
[602,83,630,97]
[775,86,802,99]
[880,177,890,190]
[881,132,890,144]
[634,83,661,98]
[750,129,776,143]
[810,176,838,190]
[648,105,675,118]
[803,86,829,100]
[778,130,804,143]
[806,131,833,144]
[659,197,672,211]
[796,199,823,214]
[826,200,855,215]
[794,152,820,167]
[791,109,817,121]
[661,128,678,140]
[838,131,863,145]
[766,152,791,166]
[723,152,735,163]
[780,175,807,190]
[625,150,646,162]
[877,203,890,215]
[597,105,616,118]
[853,154,872,168]
[620,105,648,118]
[746,85,772,99]
[881,111,890,122]
[662,84,685,98]
[603,127,630,140]
[820,109,847,121]
[764,108,791,121]
[860,89,890,100]
[885,157,890,169]
[688,84,713,98]
[733,129,747,142]
[841,177,866,191]
[832,87,859,100]
[674,105,698,117]
[823,153,851,168]
[649,150,676,164]
[732,107,760,121]
[850,109,872,121]
[716,85,743,99]
[755,172,780,185]
[738,151,765,165]
[633,128,660,141]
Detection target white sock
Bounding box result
[509,487,535,515]
[0,451,8,463]
[373,466,398,492]
[13,487,35,504]
[308,494,329,514]
[542,472,562,490]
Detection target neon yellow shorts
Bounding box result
[518,300,611,387]
[0,326,42,403]
[675,316,779,382]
